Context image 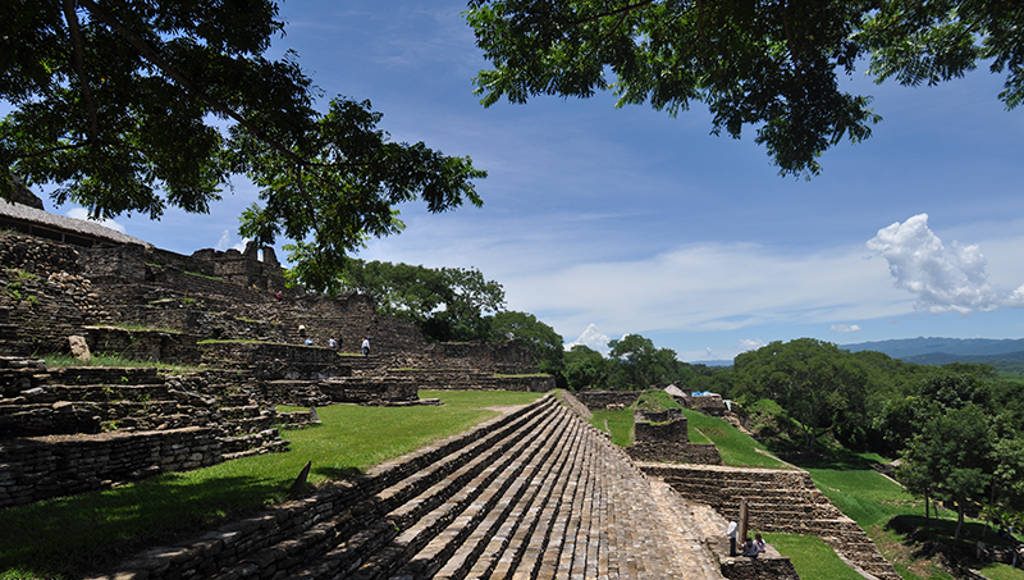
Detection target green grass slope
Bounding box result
[765,533,864,580]
[0,389,542,580]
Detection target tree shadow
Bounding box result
[0,471,287,578]
[312,465,365,481]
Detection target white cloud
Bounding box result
[830,323,862,333]
[65,207,126,234]
[565,323,611,355]
[866,213,1022,313]
[215,229,249,253]
[738,338,764,351]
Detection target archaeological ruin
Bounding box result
[0,196,902,579]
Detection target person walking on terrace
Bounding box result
[361,336,370,357]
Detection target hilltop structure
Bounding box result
[0,199,899,579]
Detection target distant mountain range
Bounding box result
[685,337,1024,373]
[843,337,1024,374]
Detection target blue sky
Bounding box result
[15,1,1024,360]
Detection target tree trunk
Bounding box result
[924,492,930,520]
[955,506,965,540]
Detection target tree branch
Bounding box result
[77,0,311,171]
[61,0,99,141]
[568,0,657,27]
[13,139,93,160]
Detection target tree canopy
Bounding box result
[333,259,505,342]
[466,0,1024,175]
[488,311,564,374]
[1,0,485,288]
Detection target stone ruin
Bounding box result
[0,199,900,579]
[0,201,552,510]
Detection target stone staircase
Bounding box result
[643,462,901,580]
[96,395,726,579]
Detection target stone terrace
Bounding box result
[642,462,901,580]
[93,395,742,579]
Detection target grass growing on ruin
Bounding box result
[83,323,183,334]
[42,353,202,373]
[634,389,789,469]
[589,408,634,446]
[493,372,552,378]
[681,408,790,469]
[764,533,864,579]
[0,389,542,580]
[980,563,1024,580]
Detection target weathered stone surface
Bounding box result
[92,396,753,579]
[641,462,901,579]
[68,334,91,361]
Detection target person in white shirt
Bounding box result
[361,337,370,357]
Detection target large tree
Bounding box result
[1,1,485,289]
[466,0,1024,176]
[334,259,505,341]
[733,339,869,449]
[487,310,564,374]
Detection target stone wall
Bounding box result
[0,427,221,508]
[685,393,728,416]
[85,326,200,364]
[199,341,351,380]
[574,390,641,409]
[720,557,800,579]
[641,463,901,579]
[627,413,722,465]
[438,340,537,373]
[319,377,419,404]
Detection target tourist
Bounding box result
[361,336,370,357]
[741,537,759,559]
[327,337,337,349]
[304,337,314,347]
[754,533,766,556]
[274,289,283,301]
[725,521,738,556]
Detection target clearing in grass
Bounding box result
[0,389,542,580]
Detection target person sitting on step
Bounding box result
[754,533,767,556]
[740,537,759,559]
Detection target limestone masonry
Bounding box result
[0,201,900,578]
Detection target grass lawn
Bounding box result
[803,457,975,580]
[0,389,542,580]
[981,563,1024,580]
[764,533,863,580]
[585,389,788,468]
[681,408,790,469]
[589,408,634,446]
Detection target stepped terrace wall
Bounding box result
[0,426,221,508]
[0,231,106,354]
[84,325,200,364]
[641,463,901,580]
[575,390,641,409]
[91,395,729,579]
[628,412,722,465]
[198,340,351,380]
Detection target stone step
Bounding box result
[461,409,585,579]
[435,412,582,579]
[357,407,571,578]
[501,415,595,578]
[197,397,556,580]
[388,408,575,578]
[289,402,563,579]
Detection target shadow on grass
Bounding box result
[785,449,882,471]
[313,465,365,481]
[0,472,287,579]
